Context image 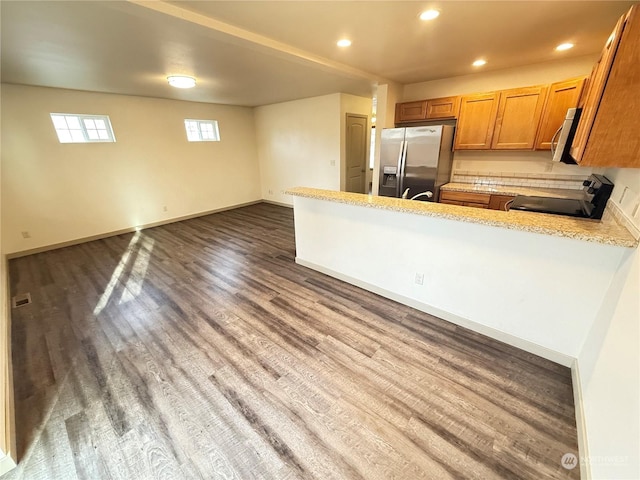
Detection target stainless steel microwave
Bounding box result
[551,107,582,164]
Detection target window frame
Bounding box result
[50,113,116,143]
[184,119,220,142]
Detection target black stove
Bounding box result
[509,174,614,220]
[510,196,590,218]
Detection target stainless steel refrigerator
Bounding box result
[378,125,454,202]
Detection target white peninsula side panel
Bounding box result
[292,196,627,364]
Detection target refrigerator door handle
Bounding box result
[396,140,405,197]
[398,140,408,197]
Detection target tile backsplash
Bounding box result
[452,171,588,190]
[449,150,602,190]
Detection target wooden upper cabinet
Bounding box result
[570,12,626,164]
[395,96,460,123]
[454,93,499,150]
[572,5,640,168]
[491,86,548,150]
[426,96,460,119]
[535,77,585,150]
[395,100,427,123]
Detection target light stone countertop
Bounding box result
[441,182,586,199]
[286,187,638,248]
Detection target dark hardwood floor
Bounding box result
[5,203,579,479]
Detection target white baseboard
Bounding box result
[571,360,591,480]
[295,257,575,367]
[261,199,293,208]
[6,200,263,259]
[0,453,17,476]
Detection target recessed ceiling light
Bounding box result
[419,9,440,20]
[556,43,574,51]
[337,39,352,48]
[167,75,196,89]
[472,59,487,67]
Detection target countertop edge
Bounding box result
[286,187,638,249]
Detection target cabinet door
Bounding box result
[395,101,427,123]
[440,199,464,206]
[535,77,585,150]
[570,12,626,164]
[488,194,516,211]
[426,96,460,119]
[454,93,499,150]
[440,191,490,205]
[579,6,640,167]
[492,86,548,150]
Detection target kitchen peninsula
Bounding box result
[287,186,636,366]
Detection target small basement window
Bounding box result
[184,119,220,142]
[50,113,116,143]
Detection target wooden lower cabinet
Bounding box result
[488,194,516,211]
[440,191,490,208]
[440,191,515,210]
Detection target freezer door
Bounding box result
[402,126,443,200]
[378,128,406,198]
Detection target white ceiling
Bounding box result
[1,1,635,107]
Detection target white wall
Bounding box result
[339,94,372,192]
[577,168,640,480]
[255,94,342,206]
[292,196,627,362]
[578,245,639,480]
[400,56,598,177]
[1,84,261,254]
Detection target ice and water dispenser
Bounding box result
[379,165,398,197]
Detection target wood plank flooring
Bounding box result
[4,203,580,479]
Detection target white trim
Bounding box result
[184,119,220,142]
[50,113,115,143]
[571,360,591,480]
[295,257,575,367]
[7,200,262,259]
[0,453,17,476]
[261,199,293,208]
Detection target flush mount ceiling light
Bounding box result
[419,9,440,20]
[556,43,574,51]
[337,39,352,48]
[472,59,487,67]
[167,75,196,89]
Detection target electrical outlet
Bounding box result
[163,206,168,212]
[268,189,273,195]
[330,160,336,166]
[414,272,424,285]
[21,231,31,239]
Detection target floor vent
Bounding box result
[12,293,32,308]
